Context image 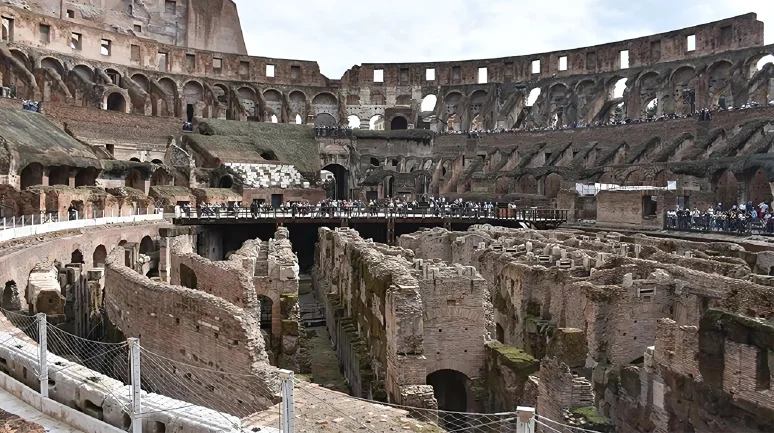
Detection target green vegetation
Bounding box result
[486,341,539,375]
[570,405,612,429]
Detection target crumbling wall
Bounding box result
[104,247,279,412]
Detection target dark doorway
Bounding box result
[219,176,234,188]
[390,116,408,130]
[496,323,505,343]
[71,249,84,264]
[322,164,349,199]
[427,369,470,430]
[106,93,126,112]
[258,296,272,332]
[271,194,283,209]
[179,263,197,289]
[186,104,194,122]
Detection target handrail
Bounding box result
[176,206,568,222]
[0,209,165,243]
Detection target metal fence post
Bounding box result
[516,407,535,433]
[128,338,142,433]
[279,369,295,433]
[37,313,48,398]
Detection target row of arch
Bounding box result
[19,162,170,192]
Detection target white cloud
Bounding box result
[233,0,774,78]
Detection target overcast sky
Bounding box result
[234,0,774,79]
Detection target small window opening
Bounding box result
[426,68,435,81]
[532,60,541,74]
[66,9,75,18]
[157,52,168,71]
[101,39,112,56]
[133,24,142,33]
[620,50,629,69]
[291,65,300,79]
[239,61,250,78]
[213,58,222,72]
[39,24,50,44]
[559,56,568,71]
[2,17,14,42]
[165,1,176,14]
[477,67,487,84]
[687,34,696,51]
[130,45,140,62]
[266,64,275,77]
[185,54,195,71]
[70,33,82,50]
[373,68,383,83]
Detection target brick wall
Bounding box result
[104,247,279,413]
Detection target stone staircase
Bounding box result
[225,162,309,189]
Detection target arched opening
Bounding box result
[289,91,307,124]
[157,77,178,117]
[219,176,234,188]
[40,57,64,78]
[708,61,733,106]
[322,164,349,199]
[421,94,437,113]
[295,114,303,124]
[71,249,84,264]
[106,93,127,112]
[390,116,408,130]
[369,114,384,130]
[68,200,84,219]
[527,88,541,106]
[270,114,278,123]
[74,167,97,187]
[131,73,150,93]
[105,68,121,86]
[608,101,625,123]
[714,169,737,209]
[140,236,155,254]
[311,93,338,119]
[496,323,505,343]
[543,173,562,200]
[179,264,197,290]
[2,281,20,311]
[517,175,538,194]
[757,55,774,71]
[150,169,168,186]
[625,170,645,187]
[645,98,658,119]
[370,157,380,167]
[263,89,283,121]
[612,78,627,99]
[151,159,163,164]
[20,163,44,189]
[495,177,512,194]
[183,81,204,122]
[347,115,360,129]
[314,113,336,127]
[383,176,395,198]
[93,245,107,268]
[747,167,772,205]
[427,369,470,429]
[654,170,677,188]
[129,158,141,162]
[48,166,70,186]
[258,295,273,334]
[126,168,144,190]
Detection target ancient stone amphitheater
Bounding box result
[0,1,773,432]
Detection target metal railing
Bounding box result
[178,206,568,222]
[664,211,774,235]
[1,208,163,231]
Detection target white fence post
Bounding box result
[128,338,142,433]
[279,369,295,433]
[516,407,535,433]
[37,313,48,398]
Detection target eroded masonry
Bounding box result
[315,225,774,431]
[0,0,774,432]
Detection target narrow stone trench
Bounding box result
[296,274,349,394]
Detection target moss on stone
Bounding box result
[486,341,540,375]
[570,405,612,429]
[281,319,299,335]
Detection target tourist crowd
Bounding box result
[22,100,40,113]
[665,201,774,233]
[440,101,774,137]
[183,196,500,219]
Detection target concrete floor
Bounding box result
[0,387,83,433]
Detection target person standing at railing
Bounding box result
[68,204,77,221]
